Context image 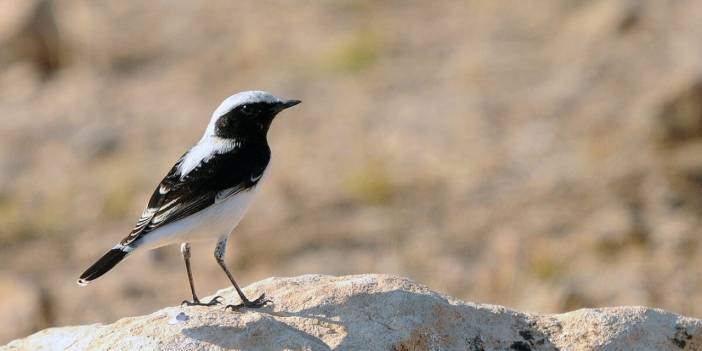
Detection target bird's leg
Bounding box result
[180,243,222,307]
[214,236,271,310]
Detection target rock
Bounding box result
[3,274,702,350]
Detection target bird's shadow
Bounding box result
[180,311,334,350]
[179,289,561,350]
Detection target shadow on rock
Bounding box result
[181,318,332,350]
[180,288,559,350]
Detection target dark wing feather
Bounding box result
[120,143,270,246]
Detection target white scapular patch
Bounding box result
[177,137,237,178]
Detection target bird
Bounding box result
[77,91,301,310]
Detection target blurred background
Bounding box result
[2,0,702,343]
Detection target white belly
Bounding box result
[136,184,261,250]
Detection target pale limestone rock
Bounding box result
[3,274,701,351]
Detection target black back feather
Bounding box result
[120,142,270,247]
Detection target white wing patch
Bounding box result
[153,207,177,223]
[160,198,179,210]
[136,208,156,225]
[125,207,157,241]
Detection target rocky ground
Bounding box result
[2,0,702,344]
[5,274,702,351]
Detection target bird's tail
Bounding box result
[77,246,131,286]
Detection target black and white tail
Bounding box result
[77,246,131,286]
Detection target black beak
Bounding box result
[278,99,301,110]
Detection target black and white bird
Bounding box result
[78,91,300,310]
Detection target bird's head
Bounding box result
[205,91,301,140]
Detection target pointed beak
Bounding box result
[278,99,301,110]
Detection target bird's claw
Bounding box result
[224,293,271,311]
[181,295,223,307]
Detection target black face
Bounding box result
[214,100,299,140]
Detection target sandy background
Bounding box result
[2,0,702,343]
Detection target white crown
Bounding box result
[212,91,282,118]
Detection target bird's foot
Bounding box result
[224,293,271,311]
[181,295,223,307]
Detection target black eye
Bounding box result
[240,104,253,115]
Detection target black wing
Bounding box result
[120,143,270,246]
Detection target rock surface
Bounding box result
[3,274,702,351]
